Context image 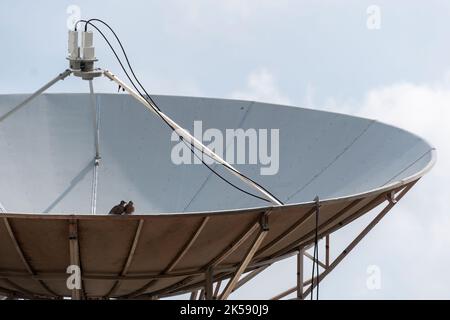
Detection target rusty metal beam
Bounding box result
[149,219,270,296]
[256,207,316,257]
[205,267,214,300]
[198,289,205,300]
[106,219,144,297]
[0,285,21,299]
[150,184,414,300]
[0,250,297,283]
[325,235,330,268]
[269,195,383,260]
[142,251,299,299]
[272,286,295,300]
[69,220,83,300]
[272,183,415,301]
[297,248,305,299]
[1,279,35,299]
[155,272,230,300]
[302,183,414,298]
[213,280,222,299]
[304,251,327,270]
[2,217,58,298]
[295,185,411,255]
[208,221,260,268]
[133,213,266,299]
[124,217,209,298]
[257,200,362,259]
[168,217,210,272]
[271,277,317,300]
[219,229,268,300]
[233,265,268,293]
[190,290,198,300]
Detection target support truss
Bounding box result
[272,182,415,300]
[69,220,83,300]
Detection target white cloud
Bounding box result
[230,68,291,105]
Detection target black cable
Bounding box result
[85,18,160,111]
[80,19,282,204]
[74,19,283,205]
[74,20,152,110]
[74,20,83,31]
[186,141,271,203]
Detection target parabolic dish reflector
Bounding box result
[0,93,435,299]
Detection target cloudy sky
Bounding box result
[0,0,449,299]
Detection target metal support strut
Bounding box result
[102,69,282,206]
[89,80,100,215]
[297,247,305,299]
[69,220,83,300]
[271,183,414,300]
[218,213,269,300]
[0,70,72,123]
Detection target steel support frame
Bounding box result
[2,217,57,298]
[136,183,414,300]
[0,186,414,301]
[106,219,144,298]
[69,220,83,300]
[124,217,210,299]
[297,247,305,299]
[272,183,414,300]
[219,228,268,300]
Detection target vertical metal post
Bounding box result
[325,235,330,268]
[297,247,304,299]
[89,80,100,215]
[190,290,198,300]
[89,80,100,160]
[303,184,414,298]
[213,281,222,299]
[69,220,82,300]
[205,267,213,300]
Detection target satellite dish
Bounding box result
[0,93,435,299]
[0,21,436,300]
[0,94,435,214]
